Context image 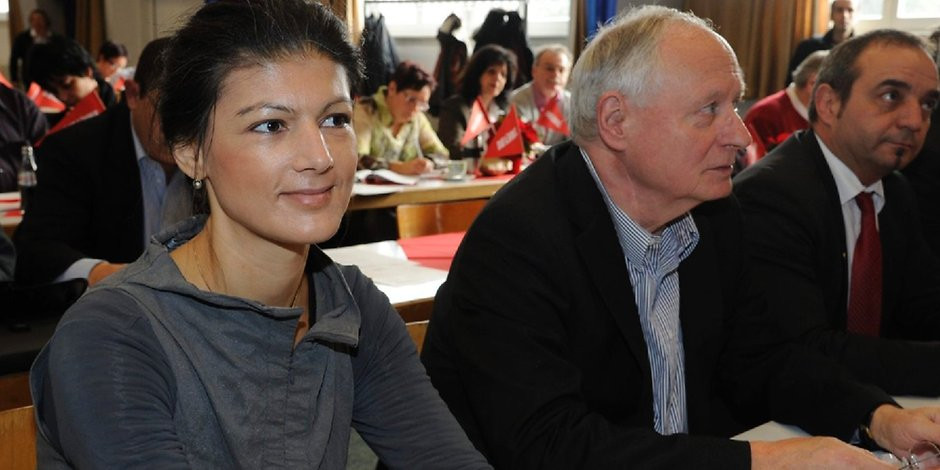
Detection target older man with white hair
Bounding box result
[510,44,571,146]
[422,5,940,469]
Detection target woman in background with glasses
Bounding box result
[354,61,447,175]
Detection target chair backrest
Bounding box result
[396,199,487,239]
[0,405,37,470]
[0,372,32,411]
[406,320,430,354]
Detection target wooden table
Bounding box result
[348,175,510,211]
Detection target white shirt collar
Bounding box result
[785,83,809,121]
[816,133,885,209]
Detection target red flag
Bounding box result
[460,98,491,146]
[112,76,126,93]
[38,90,106,145]
[536,95,570,136]
[27,82,67,113]
[0,72,11,89]
[484,105,525,158]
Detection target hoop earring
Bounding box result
[193,179,204,190]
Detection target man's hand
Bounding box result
[389,157,433,175]
[870,404,940,457]
[88,262,126,286]
[751,437,894,469]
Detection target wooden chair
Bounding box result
[0,405,37,470]
[406,320,430,354]
[0,372,32,411]
[396,199,487,239]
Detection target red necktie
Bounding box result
[847,192,882,336]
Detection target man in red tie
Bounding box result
[734,29,940,395]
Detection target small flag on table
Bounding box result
[38,90,106,145]
[26,82,66,113]
[460,98,491,147]
[484,105,525,158]
[536,95,570,136]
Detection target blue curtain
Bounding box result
[585,0,619,40]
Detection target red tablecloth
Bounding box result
[398,231,465,271]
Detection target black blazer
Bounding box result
[734,129,940,395]
[422,141,891,469]
[14,103,145,284]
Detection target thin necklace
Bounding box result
[191,240,305,308]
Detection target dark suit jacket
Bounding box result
[14,102,145,284]
[902,107,940,259]
[422,141,892,469]
[734,129,940,395]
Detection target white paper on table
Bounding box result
[352,183,404,196]
[325,242,447,287]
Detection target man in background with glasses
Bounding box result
[422,6,940,469]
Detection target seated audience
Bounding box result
[95,40,129,86]
[13,38,191,286]
[354,61,447,175]
[28,1,490,468]
[9,8,56,87]
[438,44,515,158]
[422,6,940,469]
[0,84,48,192]
[510,44,571,146]
[744,50,827,162]
[735,30,940,395]
[786,0,855,84]
[26,36,117,115]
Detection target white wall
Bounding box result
[103,0,201,64]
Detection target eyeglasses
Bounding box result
[402,94,430,112]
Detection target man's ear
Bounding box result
[174,143,205,181]
[596,91,630,152]
[387,81,398,95]
[84,66,94,78]
[813,83,842,127]
[123,79,141,109]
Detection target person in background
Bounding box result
[786,0,855,84]
[735,30,940,396]
[354,61,447,175]
[8,8,55,87]
[743,50,828,162]
[510,44,571,146]
[438,44,516,159]
[13,38,191,286]
[0,84,48,192]
[95,40,129,86]
[26,36,117,115]
[28,1,491,468]
[422,6,940,469]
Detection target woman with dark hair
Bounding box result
[354,60,447,175]
[437,44,516,158]
[28,1,491,468]
[96,40,129,84]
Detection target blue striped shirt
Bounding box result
[581,149,699,435]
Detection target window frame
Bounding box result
[854,0,940,36]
